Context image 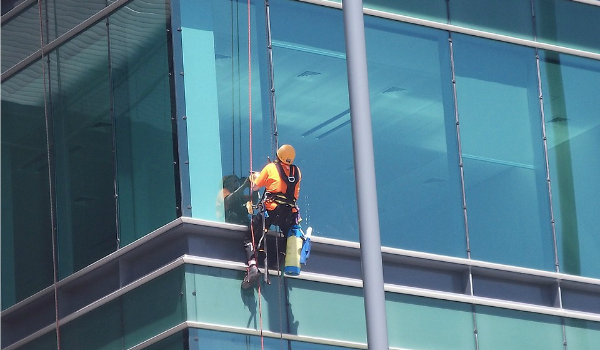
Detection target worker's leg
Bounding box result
[242,212,268,289]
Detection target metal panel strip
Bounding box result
[295,0,600,61]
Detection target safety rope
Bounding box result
[246,1,266,349]
[37,1,61,348]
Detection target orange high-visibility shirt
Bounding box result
[254,162,301,210]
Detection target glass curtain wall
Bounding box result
[452,34,554,271]
[45,0,177,278]
[49,20,117,278]
[1,0,177,307]
[364,16,465,256]
[1,61,55,310]
[181,0,599,274]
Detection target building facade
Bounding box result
[2,0,600,349]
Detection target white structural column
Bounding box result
[342,1,390,349]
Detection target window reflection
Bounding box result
[49,22,116,277]
[181,0,270,221]
[365,17,465,256]
[270,0,356,240]
[541,52,600,279]
[535,0,600,55]
[1,61,54,309]
[453,34,554,270]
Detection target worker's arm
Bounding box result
[251,166,269,191]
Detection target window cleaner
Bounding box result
[242,145,303,289]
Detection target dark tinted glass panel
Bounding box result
[60,300,122,350]
[535,0,600,54]
[123,268,185,348]
[1,61,54,309]
[144,331,186,350]
[109,0,177,245]
[45,0,106,41]
[2,0,24,15]
[1,3,41,72]
[49,21,116,277]
[13,331,57,350]
[59,268,184,349]
[453,34,554,270]
[541,52,600,279]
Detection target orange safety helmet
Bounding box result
[277,144,295,165]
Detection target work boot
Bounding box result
[241,265,261,289]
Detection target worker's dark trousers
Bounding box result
[244,205,296,268]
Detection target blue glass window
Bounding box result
[365,16,465,256]
[453,34,554,270]
[180,0,271,223]
[270,0,356,240]
[541,52,600,279]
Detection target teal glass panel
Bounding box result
[185,265,287,333]
[190,328,350,350]
[564,318,600,350]
[535,0,600,54]
[60,299,122,350]
[284,279,366,342]
[453,34,555,270]
[123,268,185,348]
[1,3,41,72]
[13,331,57,350]
[328,0,448,23]
[189,328,280,350]
[109,0,177,245]
[180,0,270,223]
[386,293,475,349]
[269,0,358,240]
[364,16,466,256]
[186,265,366,343]
[449,0,533,40]
[48,21,117,278]
[540,52,600,279]
[474,306,563,350]
[1,61,54,309]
